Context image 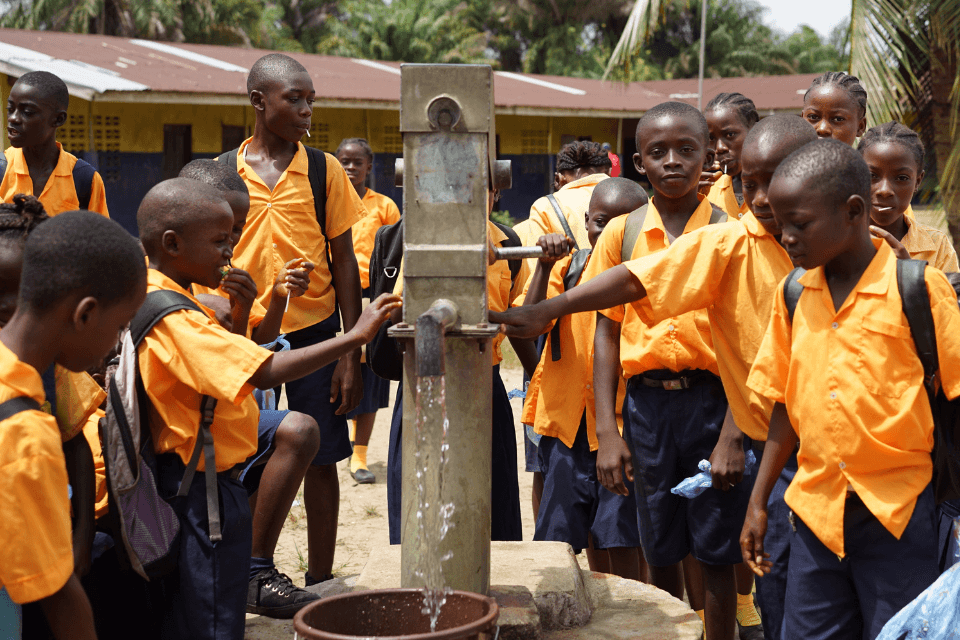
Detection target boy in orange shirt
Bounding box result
[335,138,400,484]
[742,140,960,638]
[2,72,109,217]
[136,178,398,639]
[0,210,147,640]
[524,177,646,580]
[228,54,367,587]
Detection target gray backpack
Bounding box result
[102,290,219,580]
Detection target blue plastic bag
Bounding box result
[671,449,757,498]
[253,336,290,411]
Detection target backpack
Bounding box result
[782,260,960,504]
[102,290,220,580]
[0,153,96,210]
[365,219,524,382]
[621,202,728,263]
[0,396,42,421]
[217,145,329,270]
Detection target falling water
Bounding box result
[413,375,456,632]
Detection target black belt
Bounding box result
[637,370,717,391]
[220,465,243,481]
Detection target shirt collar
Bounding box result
[900,209,938,254]
[798,237,890,298]
[739,209,771,238]
[147,269,216,319]
[11,142,71,177]
[0,340,45,404]
[559,173,608,191]
[643,194,714,235]
[236,138,309,186]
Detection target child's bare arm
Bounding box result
[39,574,97,640]
[495,264,646,339]
[523,234,573,307]
[509,337,539,378]
[249,294,401,390]
[252,259,314,345]
[62,434,95,578]
[740,403,797,577]
[328,230,364,415]
[594,314,632,496]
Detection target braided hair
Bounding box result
[857,121,924,170]
[556,141,612,173]
[0,194,48,243]
[336,138,374,162]
[804,72,868,120]
[705,93,759,128]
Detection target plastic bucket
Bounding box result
[293,588,499,640]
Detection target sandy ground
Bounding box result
[271,361,537,585]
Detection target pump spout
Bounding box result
[415,299,460,377]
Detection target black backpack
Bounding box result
[782,260,960,504]
[365,219,523,381]
[217,145,330,270]
[0,153,96,210]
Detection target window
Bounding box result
[163,124,192,180]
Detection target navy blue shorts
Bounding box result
[154,454,252,640]
[534,417,641,553]
[387,365,522,545]
[281,318,352,467]
[753,445,797,640]
[622,371,750,567]
[784,484,939,640]
[237,409,290,494]
[346,363,391,418]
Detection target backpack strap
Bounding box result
[546,194,580,251]
[72,158,96,211]
[550,248,593,362]
[782,267,806,323]
[708,204,728,225]
[216,148,239,172]
[130,290,223,542]
[620,204,649,264]
[897,259,939,385]
[492,220,523,284]
[0,396,41,422]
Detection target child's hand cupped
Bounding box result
[351,293,402,343]
[536,233,573,264]
[220,268,258,308]
[273,258,315,298]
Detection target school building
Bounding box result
[0,28,817,234]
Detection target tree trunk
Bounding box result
[930,45,960,253]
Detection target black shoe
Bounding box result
[304,571,335,587]
[247,568,321,619]
[352,467,376,484]
[738,621,765,640]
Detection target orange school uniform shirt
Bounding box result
[624,210,793,441]
[354,188,400,290]
[527,174,608,250]
[747,239,960,556]
[0,144,109,217]
[585,195,719,378]
[82,408,109,520]
[900,206,959,273]
[0,342,73,604]
[192,282,269,340]
[517,252,626,449]
[232,140,365,334]
[139,269,273,472]
[705,174,749,220]
[393,220,529,366]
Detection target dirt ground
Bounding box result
[272,360,538,584]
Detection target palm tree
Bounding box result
[605,0,960,247]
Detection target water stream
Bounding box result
[413,375,456,631]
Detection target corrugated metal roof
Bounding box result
[0,28,817,116]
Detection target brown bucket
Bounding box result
[293,588,499,640]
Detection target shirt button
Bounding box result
[830,392,837,399]
[839,461,846,470]
[586,384,591,390]
[267,203,272,208]
[272,243,278,248]
[832,322,839,329]
[668,324,675,331]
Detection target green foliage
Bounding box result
[490,210,515,227]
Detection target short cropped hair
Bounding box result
[857,121,924,171]
[179,159,249,196]
[556,141,611,172]
[247,53,308,94]
[336,138,374,162]
[774,139,871,206]
[705,93,760,128]
[636,101,710,147]
[20,211,146,312]
[590,177,648,212]
[743,114,817,155]
[137,178,230,255]
[15,71,69,112]
[0,194,48,244]
[804,72,868,120]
